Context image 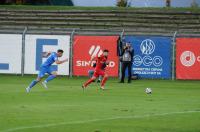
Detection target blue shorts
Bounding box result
[38,66,53,78]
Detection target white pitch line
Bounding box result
[1,110,200,132]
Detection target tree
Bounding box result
[191,0,198,8]
[116,0,128,7]
[49,0,73,6]
[166,0,171,7]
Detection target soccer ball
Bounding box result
[145,88,152,94]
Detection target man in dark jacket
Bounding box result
[120,42,134,83]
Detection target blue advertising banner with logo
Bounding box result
[124,36,172,79]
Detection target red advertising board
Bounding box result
[73,36,119,76]
[176,38,200,79]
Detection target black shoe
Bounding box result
[82,85,86,89]
[97,80,101,83]
[119,81,124,83]
[128,80,131,83]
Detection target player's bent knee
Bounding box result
[52,72,57,76]
[53,74,57,77]
[92,76,97,80]
[104,74,108,78]
[36,78,42,82]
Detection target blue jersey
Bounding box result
[41,52,58,67]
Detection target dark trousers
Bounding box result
[121,62,132,83]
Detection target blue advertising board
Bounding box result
[124,36,172,79]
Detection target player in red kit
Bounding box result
[82,49,109,90]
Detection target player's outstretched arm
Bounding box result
[43,52,52,57]
[55,59,68,64]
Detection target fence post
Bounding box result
[119,29,125,79]
[21,27,28,76]
[69,29,75,78]
[172,31,177,80]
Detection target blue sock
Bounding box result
[99,76,102,81]
[44,75,56,83]
[29,80,38,89]
[88,70,94,78]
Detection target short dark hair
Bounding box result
[103,49,109,52]
[126,42,131,45]
[57,49,64,53]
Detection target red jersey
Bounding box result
[94,55,107,71]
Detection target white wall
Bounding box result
[0,34,22,74]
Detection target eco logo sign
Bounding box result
[140,39,155,55]
[133,39,163,67]
[180,51,200,67]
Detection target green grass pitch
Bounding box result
[0,75,200,132]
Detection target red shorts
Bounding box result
[93,70,105,77]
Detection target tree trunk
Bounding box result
[166,0,171,7]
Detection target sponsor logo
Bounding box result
[140,39,155,55]
[180,51,200,67]
[133,39,163,67]
[89,45,103,57]
[76,45,115,67]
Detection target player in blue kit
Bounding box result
[26,49,68,93]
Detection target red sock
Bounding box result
[84,78,95,87]
[101,76,108,87]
